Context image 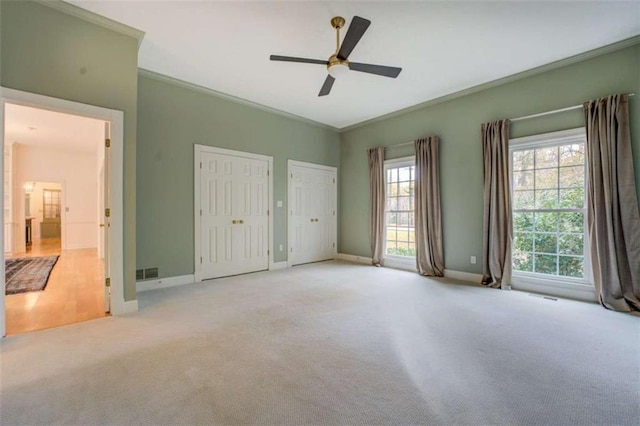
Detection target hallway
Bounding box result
[5,238,106,335]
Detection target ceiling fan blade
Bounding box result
[270,55,328,65]
[337,16,371,60]
[349,62,402,78]
[318,75,335,97]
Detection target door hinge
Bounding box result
[105,208,111,218]
[267,209,269,216]
[333,210,336,215]
[200,162,202,169]
[290,248,293,253]
[267,250,270,255]
[291,173,293,178]
[105,277,111,287]
[200,209,202,216]
[333,178,335,183]
[267,170,270,176]
[200,257,203,264]
[333,243,335,248]
[105,138,111,148]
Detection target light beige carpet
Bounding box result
[1,260,638,425]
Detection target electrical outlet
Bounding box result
[470,256,477,264]
[279,244,283,251]
[276,200,283,208]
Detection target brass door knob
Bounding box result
[232,220,237,224]
[310,218,314,222]
[239,220,244,224]
[99,223,105,228]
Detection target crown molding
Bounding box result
[35,0,145,49]
[138,68,340,132]
[340,35,640,133]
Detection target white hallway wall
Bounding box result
[15,145,98,250]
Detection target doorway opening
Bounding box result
[3,103,108,335]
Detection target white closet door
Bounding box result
[201,152,268,279]
[289,162,336,266]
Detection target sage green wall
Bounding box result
[340,44,640,275]
[1,1,139,300]
[136,75,340,278]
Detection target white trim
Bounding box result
[383,256,416,272]
[194,144,274,282]
[35,0,146,49]
[512,275,596,303]
[287,160,338,268]
[335,253,373,265]
[139,69,338,132]
[510,127,585,149]
[384,155,415,167]
[122,299,139,315]
[137,274,195,292]
[0,87,127,336]
[444,269,483,284]
[269,261,288,270]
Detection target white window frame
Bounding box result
[383,155,417,270]
[510,127,595,302]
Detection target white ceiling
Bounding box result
[69,1,640,129]
[5,104,104,154]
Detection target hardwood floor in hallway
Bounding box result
[5,238,107,335]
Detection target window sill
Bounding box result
[383,255,416,272]
[511,272,596,303]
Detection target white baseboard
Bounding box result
[335,253,373,265]
[136,274,195,292]
[121,299,139,314]
[444,269,483,284]
[270,261,288,270]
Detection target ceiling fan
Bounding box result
[270,16,402,97]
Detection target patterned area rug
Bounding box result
[5,256,59,295]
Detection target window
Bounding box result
[384,157,415,258]
[511,129,590,283]
[43,189,61,219]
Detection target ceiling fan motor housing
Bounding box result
[327,54,349,78]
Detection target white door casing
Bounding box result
[288,160,337,266]
[194,145,273,281]
[0,87,127,337]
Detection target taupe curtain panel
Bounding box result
[414,137,444,277]
[584,94,640,312]
[481,119,512,289]
[368,147,386,266]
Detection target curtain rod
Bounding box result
[510,93,636,122]
[372,93,636,151]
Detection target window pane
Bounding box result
[397,227,410,242]
[513,171,533,190]
[535,146,558,168]
[559,256,583,278]
[534,254,557,274]
[513,150,534,171]
[386,197,397,211]
[388,168,397,183]
[534,233,557,254]
[536,168,558,190]
[386,241,398,255]
[386,212,397,225]
[534,212,558,233]
[514,232,533,253]
[559,187,584,208]
[559,166,584,188]
[535,189,558,209]
[513,212,533,232]
[386,227,397,241]
[398,181,412,196]
[513,251,533,272]
[559,144,584,166]
[513,190,534,209]
[407,243,416,257]
[559,212,584,233]
[398,167,410,182]
[398,196,411,211]
[559,233,583,255]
